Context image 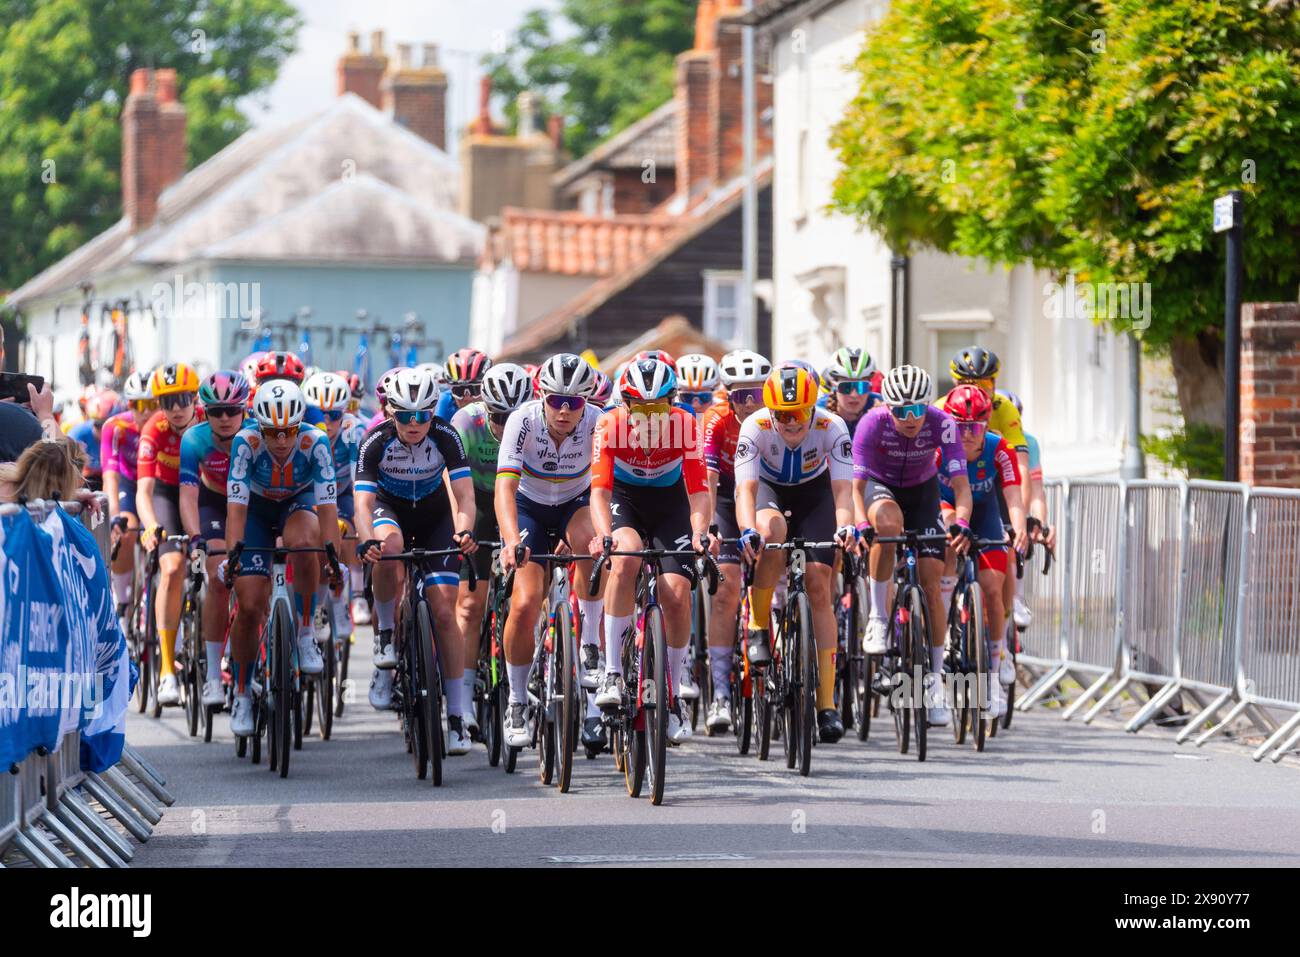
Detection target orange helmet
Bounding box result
[763,367,818,413]
[150,363,200,397]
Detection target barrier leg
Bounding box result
[16,824,74,867]
[39,809,109,868]
[122,745,167,788]
[83,773,152,842]
[1081,677,1133,724]
[1124,680,1181,733]
[1062,670,1115,722]
[53,803,127,868]
[1253,712,1300,763]
[1268,720,1300,764]
[102,766,163,825]
[1016,663,1069,711]
[63,789,134,861]
[119,750,175,807]
[1176,690,1233,744]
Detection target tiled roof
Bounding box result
[486,208,681,277]
[553,100,678,193]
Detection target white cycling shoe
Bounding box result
[201,679,225,707]
[678,669,701,701]
[986,675,1006,719]
[373,631,398,670]
[297,631,324,676]
[351,597,371,625]
[580,644,602,690]
[999,652,1016,687]
[157,673,181,706]
[595,672,624,710]
[230,694,255,737]
[369,670,394,710]
[1012,596,1032,630]
[667,702,692,745]
[863,619,888,656]
[924,672,950,727]
[503,702,531,749]
[707,697,733,733]
[446,716,472,756]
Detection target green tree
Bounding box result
[830,0,1300,432]
[484,0,696,156]
[0,0,302,294]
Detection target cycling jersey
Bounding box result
[852,405,964,488]
[100,412,142,481]
[939,431,1020,508]
[366,410,386,432]
[734,407,853,487]
[137,409,204,487]
[701,403,740,499]
[815,393,882,442]
[496,399,602,505]
[301,411,363,494]
[1026,432,1042,483]
[179,422,235,494]
[451,402,502,495]
[355,418,469,502]
[69,421,102,477]
[435,390,458,423]
[227,427,337,506]
[939,388,1027,453]
[591,406,707,495]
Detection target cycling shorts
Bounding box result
[941,496,1008,568]
[237,487,316,577]
[515,490,589,569]
[461,487,499,582]
[336,490,355,525]
[754,471,836,566]
[610,481,693,580]
[115,477,138,517]
[150,483,186,557]
[198,484,227,543]
[713,495,741,566]
[863,475,946,560]
[371,491,460,587]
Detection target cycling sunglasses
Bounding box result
[544,393,586,412]
[159,393,195,411]
[319,409,345,422]
[129,399,158,414]
[773,408,812,425]
[836,380,872,396]
[680,391,714,406]
[393,409,432,425]
[261,425,299,441]
[728,386,763,405]
[450,384,481,400]
[489,411,513,428]
[205,404,244,419]
[956,420,987,437]
[628,399,671,415]
[890,403,927,421]
[957,377,996,393]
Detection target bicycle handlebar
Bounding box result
[376,547,478,591]
[586,546,721,596]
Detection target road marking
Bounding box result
[1173,753,1208,760]
[546,853,753,864]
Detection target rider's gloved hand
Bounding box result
[835,524,859,549]
[856,520,874,547]
[739,527,762,562]
[189,535,206,559]
[356,539,381,563]
[453,529,476,554]
[947,517,974,551]
[222,544,241,589]
[696,531,712,555]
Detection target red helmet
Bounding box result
[946,384,992,422]
[254,351,305,384]
[445,348,492,384]
[336,370,364,400]
[632,349,676,372]
[523,363,541,398]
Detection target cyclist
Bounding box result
[355,368,478,755]
[819,347,880,439]
[436,348,492,421]
[733,366,858,743]
[222,379,343,738]
[136,363,204,707]
[675,353,721,418]
[102,371,156,635]
[179,370,251,708]
[852,364,972,727]
[590,369,615,411]
[451,362,533,740]
[999,388,1055,630]
[367,367,403,431]
[495,354,606,750]
[700,348,771,733]
[588,358,712,745]
[303,372,364,647]
[253,350,307,386]
[69,390,119,492]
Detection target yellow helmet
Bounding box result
[150,362,200,397]
[763,367,819,413]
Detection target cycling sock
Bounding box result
[350,565,365,593]
[159,628,177,675]
[869,577,890,622]
[668,644,688,699]
[206,641,224,678]
[817,649,836,710]
[930,644,945,674]
[443,675,463,717]
[586,693,602,719]
[375,598,396,632]
[604,613,633,674]
[508,663,531,705]
[330,593,350,634]
[989,637,1004,673]
[750,587,774,630]
[111,570,133,605]
[294,589,316,629]
[578,598,603,646]
[232,661,246,693]
[939,576,956,616]
[463,668,477,705]
[709,647,731,695]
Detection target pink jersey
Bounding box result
[100,411,142,482]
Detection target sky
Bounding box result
[244,0,558,150]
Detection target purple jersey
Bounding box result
[852,405,965,488]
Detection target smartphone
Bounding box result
[0,372,45,403]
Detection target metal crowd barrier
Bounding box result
[0,495,171,868]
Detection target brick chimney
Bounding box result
[1241,302,1300,487]
[383,42,448,150]
[122,68,188,231]
[337,29,388,109]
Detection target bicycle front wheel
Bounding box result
[556,601,578,793]
[906,586,929,763]
[269,599,295,778]
[967,582,986,752]
[644,604,668,806]
[418,600,443,787]
[795,594,815,777]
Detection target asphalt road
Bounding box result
[123,625,1300,868]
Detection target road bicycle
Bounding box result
[1002,531,1054,730]
[133,532,192,720]
[179,542,210,739]
[524,551,587,792]
[472,544,511,769]
[946,536,1008,751]
[836,547,875,742]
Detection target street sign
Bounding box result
[1214,194,1235,233]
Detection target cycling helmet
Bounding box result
[676,354,720,391]
[763,367,818,413]
[779,358,819,380]
[880,365,933,406]
[240,352,265,385]
[150,362,200,396]
[481,363,533,414]
[336,371,365,400]
[88,391,120,422]
[946,384,993,422]
[446,348,491,384]
[199,370,251,407]
[632,349,676,371]
[537,353,597,397]
[302,365,320,383]
[523,363,541,398]
[122,371,152,402]
[619,358,676,402]
[375,367,403,403]
[1000,388,1023,414]
[255,351,306,384]
[826,346,877,383]
[590,369,614,407]
[718,349,771,386]
[252,379,306,430]
[415,363,447,391]
[303,372,352,411]
[949,345,1000,382]
[385,368,439,413]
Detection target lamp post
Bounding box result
[1215,190,1243,482]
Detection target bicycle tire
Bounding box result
[536,600,556,786]
[907,587,929,763]
[950,593,968,746]
[251,690,263,765]
[732,647,751,755]
[892,591,911,755]
[968,582,986,752]
[779,607,797,770]
[419,600,443,787]
[405,605,429,779]
[1002,630,1017,729]
[144,570,162,719]
[316,604,336,741]
[334,621,351,719]
[556,601,578,793]
[274,600,295,778]
[182,590,202,737]
[622,627,645,798]
[796,594,815,778]
[755,665,772,761]
[644,604,668,805]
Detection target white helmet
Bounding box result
[416,363,448,390]
[880,365,933,406]
[303,372,351,412]
[718,349,771,387]
[537,353,597,397]
[253,379,306,430]
[386,368,439,412]
[122,370,152,402]
[481,363,533,413]
[676,353,720,391]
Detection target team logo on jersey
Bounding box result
[300,434,313,450]
[814,418,830,430]
[735,440,751,459]
[757,418,772,431]
[840,440,852,459]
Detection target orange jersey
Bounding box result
[591,405,707,495]
[136,408,204,486]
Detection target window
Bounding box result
[704,271,746,346]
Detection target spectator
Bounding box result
[0,380,57,463]
[0,434,86,503]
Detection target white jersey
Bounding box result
[496,399,603,505]
[733,407,854,486]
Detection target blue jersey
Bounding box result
[227,426,337,506]
[356,418,470,502]
[939,431,1021,508]
[435,390,457,423]
[70,421,102,474]
[304,409,363,493]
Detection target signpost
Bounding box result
[1215,191,1243,482]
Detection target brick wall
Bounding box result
[613,168,676,213]
[383,43,447,150]
[337,30,388,109]
[122,68,187,231]
[1241,301,1300,488]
